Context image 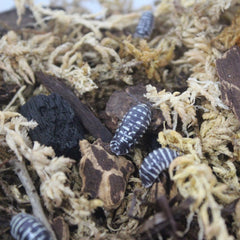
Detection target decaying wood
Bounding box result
[216,45,240,122]
[36,71,112,142]
[2,1,240,240]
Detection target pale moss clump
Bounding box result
[159,130,236,240]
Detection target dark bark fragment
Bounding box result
[0,8,35,35]
[216,45,240,122]
[0,6,64,35]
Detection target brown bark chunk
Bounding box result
[79,139,134,210]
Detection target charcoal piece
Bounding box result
[20,93,84,160]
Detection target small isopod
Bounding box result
[139,147,179,188]
[134,11,154,39]
[110,103,151,155]
[10,213,53,240]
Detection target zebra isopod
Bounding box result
[134,11,154,39]
[10,213,53,240]
[139,147,179,188]
[110,103,151,156]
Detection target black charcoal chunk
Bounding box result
[20,93,84,160]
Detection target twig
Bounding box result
[9,158,57,240]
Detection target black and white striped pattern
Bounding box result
[139,148,179,188]
[110,103,151,155]
[10,213,52,240]
[134,11,154,39]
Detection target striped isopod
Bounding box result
[139,147,179,188]
[134,11,154,39]
[10,213,53,240]
[110,103,151,155]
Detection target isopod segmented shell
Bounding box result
[10,213,53,240]
[134,11,154,39]
[110,103,151,155]
[139,147,179,188]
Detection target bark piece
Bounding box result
[52,216,69,240]
[216,45,240,121]
[0,6,64,34]
[36,71,112,142]
[79,139,134,210]
[0,8,35,34]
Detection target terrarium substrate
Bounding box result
[1,0,240,240]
